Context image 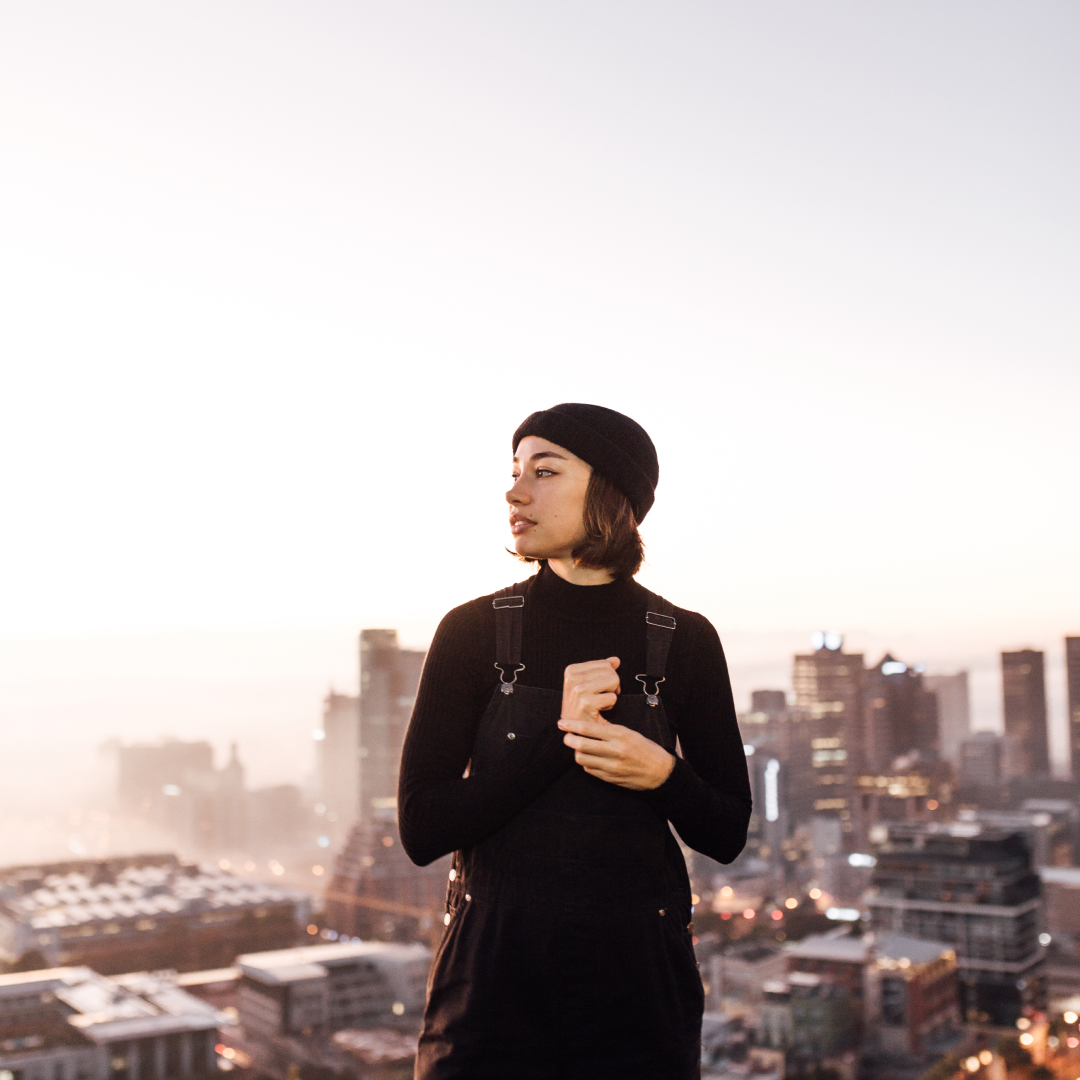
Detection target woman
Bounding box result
[399,403,752,1079]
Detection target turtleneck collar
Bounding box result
[528,561,644,622]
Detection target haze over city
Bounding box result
[1,1,1077,818]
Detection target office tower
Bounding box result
[1001,649,1049,777]
[959,732,1003,788]
[923,671,971,767]
[1067,637,1080,780]
[865,655,940,770]
[790,634,865,840]
[358,630,426,824]
[751,689,788,718]
[318,691,361,845]
[866,823,1044,1025]
[116,739,247,854]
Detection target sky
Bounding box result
[1,1,1077,806]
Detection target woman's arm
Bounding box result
[638,614,752,864]
[397,603,573,866]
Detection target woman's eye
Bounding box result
[535,468,554,477]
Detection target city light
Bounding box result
[979,1051,993,1066]
[784,898,798,909]
[743,744,755,756]
[882,661,907,675]
[742,909,755,919]
[306,924,318,935]
[1017,1018,1032,1031]
[847,853,876,868]
[312,865,324,876]
[1065,1011,1079,1024]
[311,729,326,741]
[1039,933,1051,945]
[770,910,783,921]
[162,784,181,797]
[964,1057,980,1072]
[392,1002,405,1015]
[808,888,822,900]
[1019,1033,1034,1047]
[317,836,330,848]
[826,907,861,921]
[764,759,780,822]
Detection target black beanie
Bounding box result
[513,403,659,523]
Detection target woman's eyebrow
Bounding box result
[530,451,567,462]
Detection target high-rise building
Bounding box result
[318,691,361,845]
[359,631,425,824]
[1001,649,1049,777]
[865,823,1044,1025]
[790,635,865,841]
[959,732,1004,788]
[923,672,971,767]
[1067,637,1080,781]
[864,655,939,770]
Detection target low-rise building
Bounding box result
[0,855,309,975]
[228,941,430,1080]
[0,967,223,1080]
[868,933,960,1055]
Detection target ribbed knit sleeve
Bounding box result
[639,614,752,864]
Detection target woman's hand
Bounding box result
[558,715,676,790]
[561,656,622,724]
[558,657,675,791]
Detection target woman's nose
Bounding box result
[506,478,527,505]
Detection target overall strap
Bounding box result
[492,579,529,693]
[637,594,676,706]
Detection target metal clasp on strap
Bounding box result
[495,663,525,694]
[635,674,666,707]
[646,611,676,630]
[492,595,524,609]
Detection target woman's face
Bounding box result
[507,435,592,561]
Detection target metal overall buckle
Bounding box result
[494,663,525,694]
[636,674,666,707]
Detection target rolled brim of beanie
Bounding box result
[513,405,657,522]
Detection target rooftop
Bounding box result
[238,941,430,986]
[873,933,954,967]
[786,931,873,964]
[0,857,306,933]
[0,967,224,1043]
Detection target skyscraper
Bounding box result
[359,630,426,824]
[791,635,865,842]
[1066,637,1080,781]
[864,655,940,770]
[318,691,360,846]
[923,671,971,767]
[1001,649,1050,777]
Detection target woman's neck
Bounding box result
[546,557,614,586]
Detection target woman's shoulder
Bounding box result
[658,597,723,655]
[433,577,534,643]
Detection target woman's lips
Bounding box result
[510,517,535,535]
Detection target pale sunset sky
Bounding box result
[1,2,1077,812]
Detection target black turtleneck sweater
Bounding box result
[398,563,752,868]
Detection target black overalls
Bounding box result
[415,579,704,1080]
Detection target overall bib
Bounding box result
[415,580,704,1080]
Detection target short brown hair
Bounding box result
[517,470,645,580]
[573,470,645,579]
